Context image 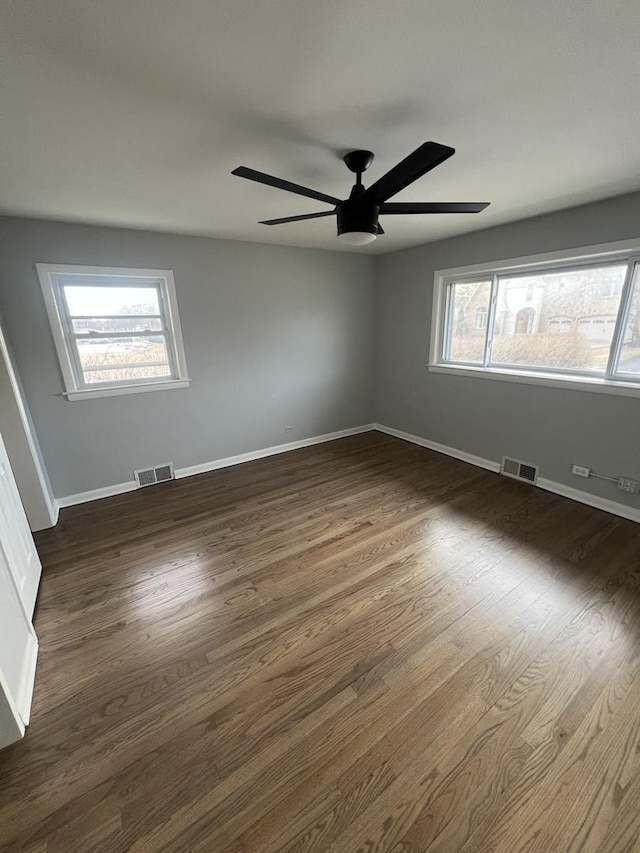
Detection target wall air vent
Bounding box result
[134,463,174,488]
[501,456,538,484]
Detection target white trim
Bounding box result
[48,501,60,528]
[373,423,640,524]
[430,266,448,367]
[0,325,58,529]
[37,264,78,394]
[429,236,640,394]
[63,378,190,401]
[536,477,640,524]
[57,480,138,508]
[373,424,500,473]
[57,425,376,507]
[175,425,375,478]
[427,364,640,398]
[54,422,640,523]
[36,263,189,400]
[433,236,640,281]
[0,668,25,748]
[16,630,38,726]
[36,263,181,279]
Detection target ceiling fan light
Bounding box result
[337,231,377,246]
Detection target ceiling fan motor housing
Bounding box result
[336,200,380,237]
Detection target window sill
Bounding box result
[63,379,190,401]
[427,364,640,398]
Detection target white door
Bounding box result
[0,432,39,748]
[0,433,42,618]
[0,546,38,746]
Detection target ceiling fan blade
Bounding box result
[232,166,340,206]
[259,211,336,226]
[381,202,490,214]
[377,223,385,235]
[359,142,455,204]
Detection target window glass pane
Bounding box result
[490,265,627,372]
[72,317,163,334]
[446,280,492,363]
[82,366,172,385]
[63,285,161,317]
[616,265,640,376]
[76,336,171,385]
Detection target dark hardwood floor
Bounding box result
[1,431,640,852]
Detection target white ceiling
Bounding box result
[1,0,640,254]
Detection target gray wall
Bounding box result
[374,190,640,510]
[0,218,375,498]
[2,190,640,510]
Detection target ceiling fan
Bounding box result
[232,141,489,245]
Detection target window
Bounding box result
[446,280,492,363]
[491,267,626,371]
[430,240,640,395]
[617,273,640,378]
[37,264,189,400]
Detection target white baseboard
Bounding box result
[48,501,60,528]
[54,422,639,524]
[175,424,375,479]
[57,480,138,508]
[374,423,640,524]
[36,491,59,530]
[536,478,640,524]
[373,423,501,473]
[57,424,376,508]
[31,496,60,530]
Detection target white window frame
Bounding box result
[429,237,640,398]
[37,264,190,401]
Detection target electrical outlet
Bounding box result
[571,464,591,478]
[284,425,294,433]
[617,477,640,494]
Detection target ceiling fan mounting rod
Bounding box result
[343,150,375,187]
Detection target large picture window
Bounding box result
[37,264,189,400]
[430,241,640,395]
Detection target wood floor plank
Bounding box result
[455,599,640,852]
[1,432,639,852]
[463,658,640,853]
